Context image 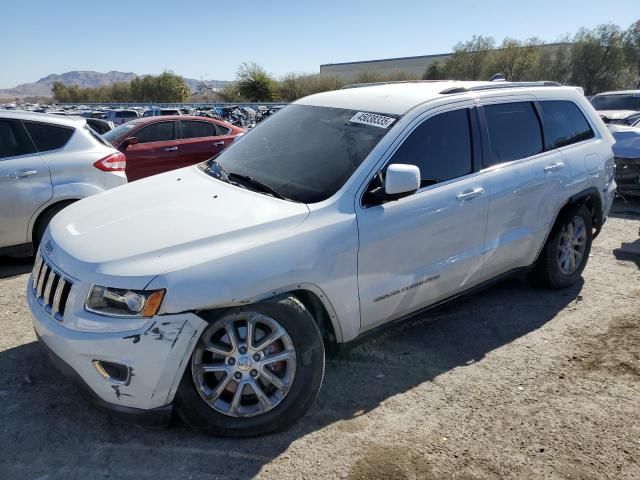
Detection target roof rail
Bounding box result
[341,80,446,90]
[439,81,561,95]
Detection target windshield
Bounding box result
[102,122,138,143]
[204,104,397,203]
[591,94,640,111]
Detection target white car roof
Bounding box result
[0,110,85,127]
[295,80,571,115]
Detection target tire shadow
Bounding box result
[0,256,32,279]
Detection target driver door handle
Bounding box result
[8,169,38,178]
[456,187,485,201]
[164,146,178,152]
[544,162,564,173]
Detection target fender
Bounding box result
[27,183,106,242]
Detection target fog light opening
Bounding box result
[92,360,131,385]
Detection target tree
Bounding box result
[236,62,276,102]
[624,20,640,87]
[570,24,630,95]
[423,61,446,80]
[446,35,496,80]
[278,73,345,101]
[484,38,541,81]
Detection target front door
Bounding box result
[0,119,52,249]
[356,106,488,329]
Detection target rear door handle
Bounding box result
[213,141,225,147]
[456,187,484,201]
[544,162,564,173]
[8,169,38,178]
[164,146,178,152]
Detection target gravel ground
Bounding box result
[1,198,639,480]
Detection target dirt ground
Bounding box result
[1,198,639,480]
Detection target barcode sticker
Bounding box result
[349,111,396,129]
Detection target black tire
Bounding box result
[534,204,593,289]
[33,201,75,251]
[175,295,325,437]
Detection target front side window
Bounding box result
[181,121,217,139]
[539,101,594,149]
[0,120,35,159]
[389,108,473,187]
[206,105,396,203]
[24,121,74,152]
[483,102,543,167]
[135,122,176,144]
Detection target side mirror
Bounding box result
[121,137,138,150]
[385,164,420,197]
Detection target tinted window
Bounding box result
[0,120,35,159]
[181,121,217,139]
[24,122,74,152]
[102,122,137,143]
[135,122,175,144]
[484,102,543,166]
[208,105,395,203]
[116,111,138,119]
[539,101,594,149]
[215,124,231,136]
[390,109,473,186]
[591,94,640,111]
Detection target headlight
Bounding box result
[86,286,165,317]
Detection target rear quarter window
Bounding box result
[24,121,74,152]
[538,100,594,149]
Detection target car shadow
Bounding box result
[0,256,32,279]
[609,195,640,220]
[0,276,583,479]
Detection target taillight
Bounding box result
[94,152,126,171]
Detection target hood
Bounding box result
[608,125,640,159]
[597,110,640,121]
[48,166,310,282]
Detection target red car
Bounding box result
[103,116,244,181]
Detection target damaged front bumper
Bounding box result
[28,280,206,423]
[615,157,640,197]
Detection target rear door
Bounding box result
[123,121,179,181]
[179,120,233,165]
[476,99,557,281]
[0,119,52,249]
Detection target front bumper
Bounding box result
[614,157,640,197]
[28,275,207,416]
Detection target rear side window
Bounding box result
[135,122,176,144]
[0,120,35,159]
[483,102,543,166]
[24,122,74,152]
[181,121,217,139]
[215,124,231,136]
[539,101,594,149]
[390,108,473,186]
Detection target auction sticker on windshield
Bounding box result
[349,112,396,129]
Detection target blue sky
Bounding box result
[1,0,638,88]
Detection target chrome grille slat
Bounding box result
[43,273,55,306]
[32,249,72,322]
[51,278,66,315]
[37,265,50,298]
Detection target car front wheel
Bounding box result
[175,295,325,437]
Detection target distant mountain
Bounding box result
[0,71,232,98]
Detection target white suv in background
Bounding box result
[0,111,127,256]
[29,81,616,437]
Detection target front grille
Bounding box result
[32,249,73,321]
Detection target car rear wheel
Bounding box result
[175,295,325,437]
[535,204,593,289]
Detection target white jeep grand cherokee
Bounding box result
[29,81,616,437]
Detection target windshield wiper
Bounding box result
[227,172,286,200]
[204,160,231,183]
